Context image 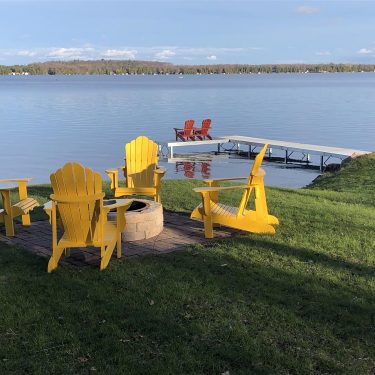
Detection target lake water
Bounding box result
[1,74,374,187]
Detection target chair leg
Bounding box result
[21,213,31,226]
[100,242,116,270]
[155,192,161,203]
[177,134,185,142]
[117,233,122,258]
[4,214,15,237]
[268,214,279,225]
[48,245,65,273]
[202,192,214,238]
[254,184,270,224]
[1,191,15,236]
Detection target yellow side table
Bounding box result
[0,179,39,236]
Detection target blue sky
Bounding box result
[1,0,375,65]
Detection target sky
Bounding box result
[1,0,375,65]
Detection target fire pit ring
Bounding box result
[108,199,163,241]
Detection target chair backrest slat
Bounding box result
[125,136,158,188]
[236,144,268,215]
[200,119,211,136]
[248,144,268,184]
[183,119,195,136]
[50,162,104,244]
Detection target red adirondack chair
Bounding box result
[183,161,196,178]
[200,161,211,179]
[174,119,196,141]
[193,119,212,140]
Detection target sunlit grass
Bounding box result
[1,154,374,374]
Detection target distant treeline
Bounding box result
[1,60,375,75]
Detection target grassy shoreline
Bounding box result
[1,155,374,374]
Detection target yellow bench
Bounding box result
[0,179,39,236]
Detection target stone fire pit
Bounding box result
[109,199,163,241]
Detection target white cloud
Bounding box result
[16,50,37,57]
[154,49,176,60]
[0,44,263,63]
[182,47,246,55]
[296,6,320,14]
[358,48,373,54]
[47,47,95,59]
[316,51,331,56]
[102,49,137,59]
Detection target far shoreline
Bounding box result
[1,60,375,76]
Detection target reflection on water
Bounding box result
[175,161,211,179]
[162,155,320,188]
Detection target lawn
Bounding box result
[0,155,374,374]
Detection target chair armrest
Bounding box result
[193,184,255,193]
[0,178,32,183]
[154,167,166,175]
[154,168,166,192]
[105,167,124,173]
[174,128,184,132]
[253,168,266,177]
[105,168,121,190]
[0,178,33,201]
[43,201,53,223]
[203,177,248,185]
[43,201,52,210]
[102,199,131,213]
[201,170,265,187]
[103,199,131,232]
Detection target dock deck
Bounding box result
[224,135,369,157]
[160,135,371,171]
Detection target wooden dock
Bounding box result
[159,135,370,171]
[164,138,230,158]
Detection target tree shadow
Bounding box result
[1,239,374,373]
[230,236,375,278]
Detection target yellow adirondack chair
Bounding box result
[0,178,39,236]
[43,162,131,273]
[191,144,279,238]
[106,136,166,203]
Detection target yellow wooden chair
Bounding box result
[191,144,279,238]
[0,178,39,236]
[43,162,131,273]
[106,136,166,203]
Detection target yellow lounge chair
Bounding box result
[106,136,166,203]
[0,178,39,236]
[191,144,279,238]
[44,162,131,273]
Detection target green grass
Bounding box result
[1,155,375,374]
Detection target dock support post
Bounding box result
[320,155,324,172]
[268,147,272,159]
[307,153,310,164]
[236,143,240,155]
[170,146,174,159]
[217,143,221,154]
[248,145,251,158]
[285,150,288,164]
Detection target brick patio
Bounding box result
[0,211,240,268]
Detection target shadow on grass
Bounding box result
[284,186,375,207]
[1,232,374,374]
[230,236,375,278]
